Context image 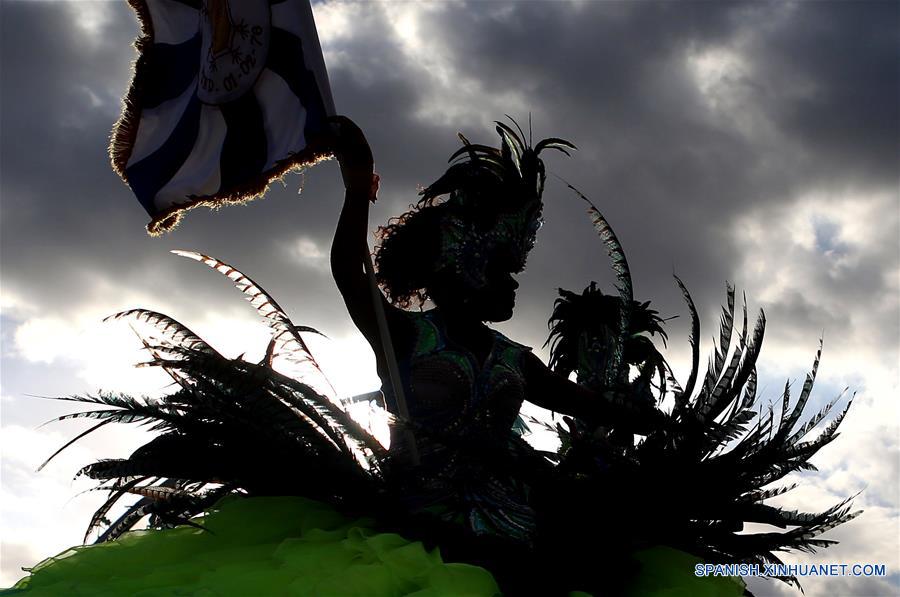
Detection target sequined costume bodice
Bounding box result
[385,308,538,542]
[395,309,530,445]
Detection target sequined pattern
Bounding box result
[392,309,537,543]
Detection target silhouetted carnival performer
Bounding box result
[6,116,860,597]
[329,117,667,592]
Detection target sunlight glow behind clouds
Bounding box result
[687,46,748,112]
[67,0,115,38]
[11,297,177,395]
[1,423,153,587]
[12,299,383,401]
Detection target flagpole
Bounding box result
[307,0,417,465]
[305,0,416,465]
[362,244,420,466]
[330,114,419,467]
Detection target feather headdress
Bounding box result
[418,118,575,288]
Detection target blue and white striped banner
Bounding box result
[112,0,336,234]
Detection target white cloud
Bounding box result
[725,186,899,594]
[12,307,174,396]
[0,290,35,320]
[6,279,359,398]
[287,236,330,272]
[311,1,355,48]
[314,1,529,129]
[687,46,750,112]
[66,0,116,38]
[732,187,898,357]
[0,423,152,587]
[14,316,80,364]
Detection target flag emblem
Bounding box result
[111,0,336,234]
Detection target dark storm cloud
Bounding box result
[396,1,899,327]
[0,2,201,310]
[0,1,453,330]
[3,0,896,352]
[0,0,894,376]
[432,1,898,187]
[0,1,894,437]
[751,1,899,185]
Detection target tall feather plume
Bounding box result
[698,283,735,413]
[723,309,766,419]
[722,296,752,422]
[550,175,632,304]
[586,206,633,305]
[83,476,149,543]
[134,333,194,391]
[37,419,114,472]
[777,380,793,438]
[495,120,524,176]
[39,282,387,543]
[534,138,576,156]
[785,389,846,447]
[97,501,155,543]
[104,309,218,355]
[703,299,747,423]
[673,275,701,414]
[542,221,860,590]
[553,182,634,387]
[170,250,335,395]
[742,367,758,410]
[775,340,823,443]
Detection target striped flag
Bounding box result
[111,0,336,234]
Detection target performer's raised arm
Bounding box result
[329,116,386,349]
[520,351,665,434]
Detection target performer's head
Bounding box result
[374,121,574,322]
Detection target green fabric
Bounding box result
[625,546,746,597]
[7,496,500,596]
[6,497,745,596]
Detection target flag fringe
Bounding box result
[142,142,334,236]
[108,0,335,236]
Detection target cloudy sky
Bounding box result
[1,1,897,594]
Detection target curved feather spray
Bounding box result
[170,250,335,396]
[542,195,860,590]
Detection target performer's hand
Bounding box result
[329,115,378,202]
[599,389,668,435]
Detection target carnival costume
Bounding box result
[6,123,858,596]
